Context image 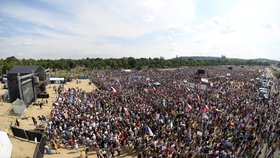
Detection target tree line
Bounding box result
[0,56,270,75]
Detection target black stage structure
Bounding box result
[7,65,47,104]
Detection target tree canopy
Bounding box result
[0,56,270,75]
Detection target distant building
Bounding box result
[7,65,47,104]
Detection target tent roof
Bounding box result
[12,98,25,105]
[8,65,40,74]
[0,131,12,158]
[0,131,10,141]
[50,77,65,81]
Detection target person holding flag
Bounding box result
[203,104,209,111]
[144,125,154,137]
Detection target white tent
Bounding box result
[121,69,131,72]
[12,98,26,115]
[50,77,65,84]
[0,131,13,158]
[3,90,9,101]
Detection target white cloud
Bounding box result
[143,15,155,22]
[168,24,193,35]
[0,0,280,60]
[0,0,197,59]
[140,0,164,11]
[197,16,236,34]
[175,0,280,60]
[261,23,274,29]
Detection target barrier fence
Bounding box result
[10,126,46,158]
[33,136,47,158]
[10,126,42,141]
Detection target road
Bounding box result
[259,67,280,158]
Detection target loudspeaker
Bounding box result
[197,69,205,75]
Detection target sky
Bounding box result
[0,0,280,60]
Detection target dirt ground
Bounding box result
[0,79,104,158]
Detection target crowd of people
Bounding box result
[45,66,280,158]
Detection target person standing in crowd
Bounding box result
[44,67,280,158]
[15,118,20,127]
[39,102,43,109]
[32,117,37,125]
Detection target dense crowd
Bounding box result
[45,66,280,158]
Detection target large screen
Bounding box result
[21,81,34,104]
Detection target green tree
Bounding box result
[128,57,136,68]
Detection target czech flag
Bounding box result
[203,105,209,111]
[144,125,154,136]
[195,94,201,103]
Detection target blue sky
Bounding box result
[0,0,280,60]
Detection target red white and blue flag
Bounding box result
[144,125,154,136]
[203,104,209,111]
[194,94,201,103]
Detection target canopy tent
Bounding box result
[121,69,131,72]
[49,77,65,84]
[3,90,9,101]
[50,77,65,81]
[0,131,13,158]
[12,98,26,115]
